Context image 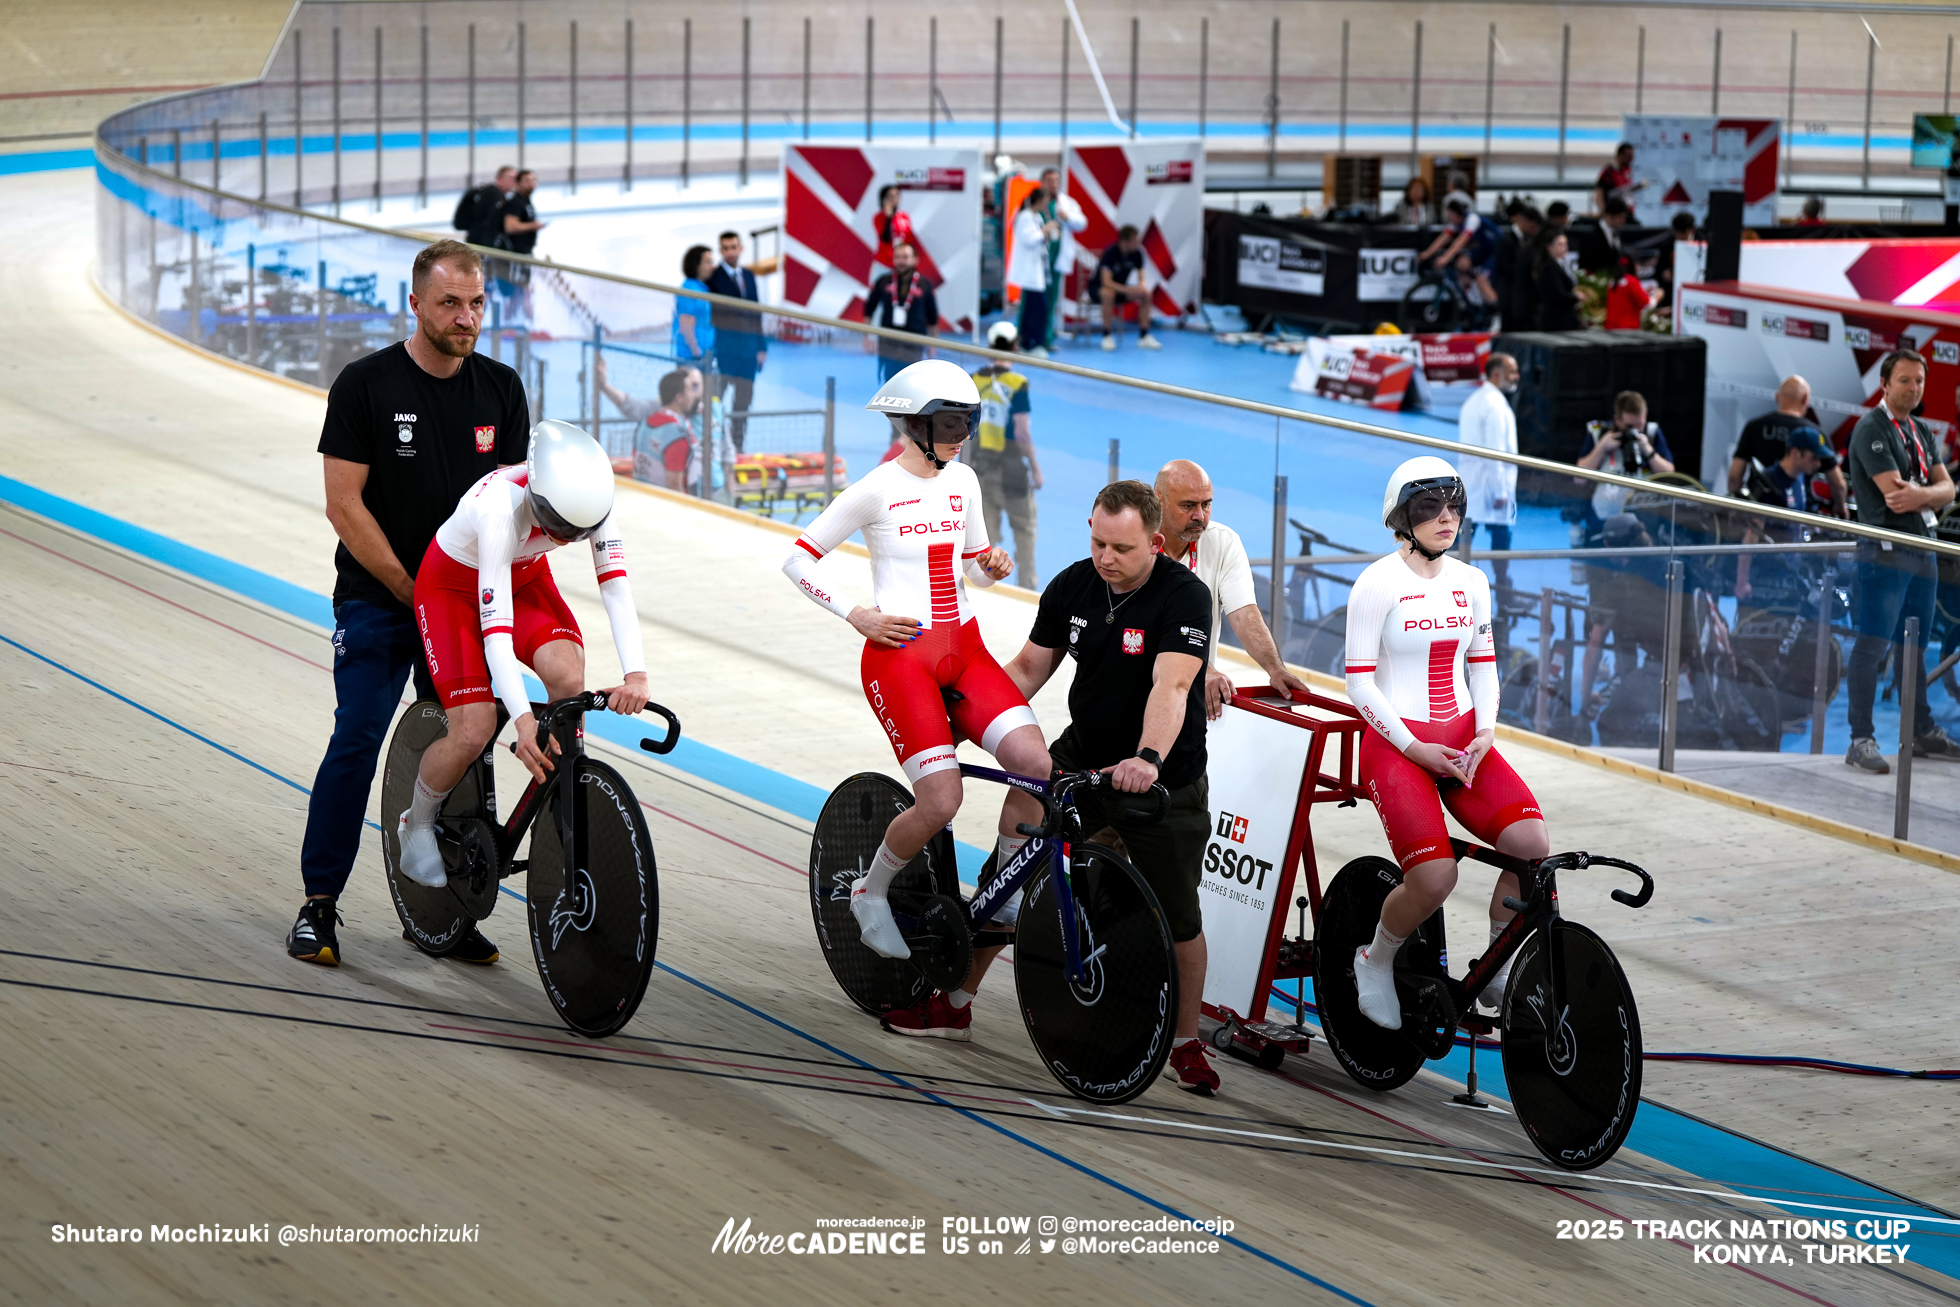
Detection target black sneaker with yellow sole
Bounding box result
[404,925,499,964]
[287,897,342,966]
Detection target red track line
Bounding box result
[0,524,329,670]
[1276,1067,1836,1306]
[0,82,212,102]
[427,1022,1029,1107]
[636,796,807,877]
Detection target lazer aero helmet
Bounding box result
[1382,455,1466,559]
[865,359,982,468]
[525,419,615,541]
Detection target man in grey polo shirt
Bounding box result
[1844,348,1960,773]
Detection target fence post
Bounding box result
[1269,475,1289,645]
[1127,17,1139,140]
[188,228,201,345]
[246,242,257,364]
[317,258,329,385]
[1198,18,1207,137]
[293,32,304,205]
[1534,588,1553,734]
[259,110,268,201]
[396,278,407,339]
[466,24,476,187]
[823,376,837,502]
[331,26,341,212]
[517,21,527,169]
[1810,563,1834,754]
[624,19,634,189]
[1896,615,1921,839]
[1556,25,1571,182]
[590,323,604,446]
[1948,35,1955,113]
[419,25,429,205]
[1786,32,1798,191]
[1636,27,1645,113]
[1060,17,1070,154]
[1108,438,1120,485]
[741,16,752,182]
[1483,24,1495,158]
[373,26,383,209]
[802,17,812,139]
[211,118,221,191]
[1339,20,1349,153]
[1711,28,1723,115]
[1861,25,1877,189]
[1658,559,1685,771]
[173,127,183,180]
[569,20,579,193]
[681,18,692,188]
[993,18,1004,158]
[1266,18,1280,179]
[1409,21,1423,179]
[929,18,937,145]
[864,17,874,143]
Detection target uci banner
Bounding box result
[1064,139,1206,318]
[780,144,983,337]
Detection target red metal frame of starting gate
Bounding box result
[1199,685,1366,1029]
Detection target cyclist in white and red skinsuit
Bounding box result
[783,361,1049,1020]
[1346,456,1549,1030]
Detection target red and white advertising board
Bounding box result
[1291,332,1489,412]
[1624,116,1781,225]
[780,144,982,336]
[1674,239,1960,316]
[1062,140,1205,321]
[1678,281,1960,486]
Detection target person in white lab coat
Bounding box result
[1456,352,1520,605]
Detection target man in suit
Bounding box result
[707,230,765,455]
[1578,197,1632,275]
[1493,202,1540,329]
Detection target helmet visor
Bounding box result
[530,489,601,542]
[927,407,981,442]
[1398,479,1467,528]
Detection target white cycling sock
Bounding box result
[407,776,451,830]
[1489,919,1509,950]
[860,840,910,898]
[995,833,1029,866]
[1359,921,1408,972]
[946,988,974,1009]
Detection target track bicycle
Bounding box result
[380,692,681,1038]
[809,765,1178,1105]
[1313,834,1654,1171]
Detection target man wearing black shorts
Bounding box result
[1096,225,1160,352]
[288,239,530,969]
[1003,480,1219,1093]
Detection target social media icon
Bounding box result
[1038,1215,1058,1236]
[1040,1239,1056,1254]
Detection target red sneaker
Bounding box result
[1168,1039,1220,1096]
[880,991,973,1042]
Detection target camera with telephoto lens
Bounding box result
[1587,419,1646,476]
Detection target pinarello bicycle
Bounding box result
[809,765,1178,1105]
[380,692,681,1038]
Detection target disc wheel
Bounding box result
[1501,920,1643,1171]
[526,758,660,1038]
[1015,844,1178,1105]
[808,773,960,1016]
[1314,856,1428,1092]
[380,699,478,955]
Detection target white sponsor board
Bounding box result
[1623,115,1781,226]
[1199,702,1314,1019]
[1357,247,1420,301]
[1238,234,1325,296]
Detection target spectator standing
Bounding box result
[1457,353,1521,602]
[500,168,545,256]
[966,321,1043,585]
[1602,262,1651,329]
[1578,390,1675,521]
[452,165,515,248]
[707,230,766,455]
[1544,200,1572,232]
[288,240,529,969]
[1730,375,1848,515]
[1096,225,1161,351]
[1798,195,1827,226]
[1392,175,1435,226]
[1007,189,1059,358]
[1843,349,1960,772]
[1493,203,1541,328]
[1533,229,1582,330]
[862,241,939,383]
[1002,481,1222,1094]
[1035,167,1088,344]
[672,244,717,367]
[1594,142,1644,218]
[1654,211,1696,311]
[1578,197,1632,274]
[1153,459,1308,718]
[872,184,916,268]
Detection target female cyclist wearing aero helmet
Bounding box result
[782,362,1049,1008]
[1345,456,1549,1030]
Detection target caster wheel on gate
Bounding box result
[1209,1023,1236,1054]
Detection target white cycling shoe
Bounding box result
[850,886,911,959]
[396,813,450,888]
[1353,946,1403,1030]
[1478,959,1514,1012]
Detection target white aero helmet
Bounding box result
[526,419,614,541]
[986,319,1020,349]
[1382,455,1466,535]
[865,358,982,467]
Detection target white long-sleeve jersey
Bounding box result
[434,466,646,724]
[782,458,996,626]
[1343,552,1499,753]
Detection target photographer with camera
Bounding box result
[1576,390,1675,523]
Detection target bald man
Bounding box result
[1730,375,1848,516]
[1155,460,1310,719]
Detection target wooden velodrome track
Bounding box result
[1,167,1958,1305]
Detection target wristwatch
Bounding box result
[1135,747,1162,768]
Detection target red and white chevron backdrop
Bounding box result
[780,144,982,337]
[1064,140,1207,318]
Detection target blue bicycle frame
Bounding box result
[954,762,1099,987]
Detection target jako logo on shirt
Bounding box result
[475,425,496,452]
[1122,628,1145,655]
[948,494,963,512]
[1453,590,1468,608]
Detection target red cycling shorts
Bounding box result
[861,618,1040,783]
[1360,713,1542,871]
[414,543,583,710]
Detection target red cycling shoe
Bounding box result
[1168,1038,1220,1095]
[881,991,973,1042]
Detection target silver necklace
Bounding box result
[1105,580,1141,624]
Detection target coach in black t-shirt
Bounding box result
[289,239,530,970]
[1004,480,1216,1081]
